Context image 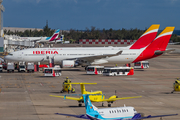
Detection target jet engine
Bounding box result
[61,60,75,68]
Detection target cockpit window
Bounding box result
[8,53,13,56]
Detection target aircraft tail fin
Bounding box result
[80,83,97,94]
[65,83,97,94]
[60,35,64,41]
[83,95,97,113]
[46,29,60,41]
[129,24,160,49]
[152,27,175,51]
[81,84,86,94]
[133,27,175,63]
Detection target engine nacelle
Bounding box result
[61,60,75,68]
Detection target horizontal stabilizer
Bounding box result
[64,83,97,85]
[49,95,82,101]
[55,113,89,119]
[154,48,175,55]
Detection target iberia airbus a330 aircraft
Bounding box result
[4,26,174,68]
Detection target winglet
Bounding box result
[116,50,122,55]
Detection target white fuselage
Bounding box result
[4,47,144,64]
[20,37,44,41]
[87,106,137,119]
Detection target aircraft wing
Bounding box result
[64,83,97,85]
[28,37,42,42]
[77,50,122,63]
[50,95,82,101]
[101,96,142,102]
[55,113,89,119]
[131,113,178,120]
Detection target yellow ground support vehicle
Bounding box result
[171,79,180,93]
[60,77,75,93]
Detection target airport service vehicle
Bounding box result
[0,64,3,72]
[60,77,75,93]
[7,62,15,73]
[18,65,26,72]
[3,63,7,70]
[20,29,61,43]
[56,94,178,120]
[103,67,134,76]
[171,79,180,93]
[134,61,149,69]
[44,67,61,77]
[5,26,175,68]
[86,66,104,75]
[50,83,141,107]
[27,63,34,72]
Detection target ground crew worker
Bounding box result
[65,77,69,83]
[68,86,70,94]
[72,88,75,93]
[64,77,71,83]
[171,78,180,93]
[175,78,180,84]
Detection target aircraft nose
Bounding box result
[4,55,9,60]
[4,55,13,61]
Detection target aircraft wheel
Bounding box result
[108,104,111,107]
[85,66,87,70]
[140,113,144,119]
[116,96,118,98]
[171,90,174,93]
[60,90,64,93]
[79,104,82,107]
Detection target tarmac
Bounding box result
[0,45,180,120]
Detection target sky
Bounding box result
[3,0,180,30]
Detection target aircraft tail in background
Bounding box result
[129,24,160,49]
[133,26,175,63]
[46,29,60,41]
[55,35,64,42]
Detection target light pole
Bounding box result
[0,0,5,37]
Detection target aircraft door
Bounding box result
[17,51,24,61]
